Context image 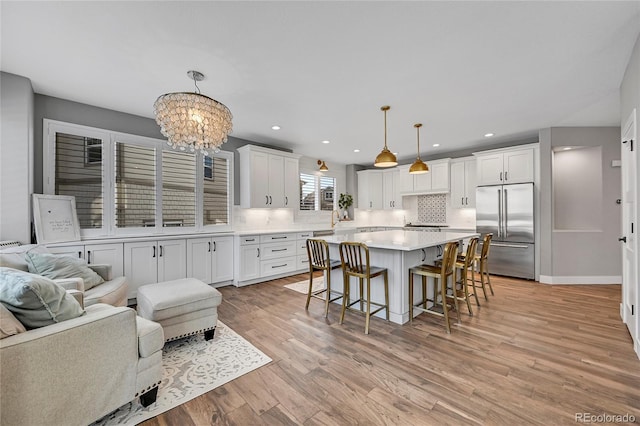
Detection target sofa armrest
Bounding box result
[0,304,139,426]
[89,264,113,281]
[53,277,85,292]
[67,289,84,308]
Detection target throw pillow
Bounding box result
[25,252,105,290]
[0,267,85,329]
[0,302,26,338]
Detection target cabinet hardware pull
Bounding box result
[269,196,273,205]
[272,264,287,269]
[78,251,82,259]
[465,197,468,205]
[246,238,255,242]
[208,242,211,252]
[285,196,288,205]
[421,249,426,262]
[153,246,156,258]
[491,243,529,249]
[257,248,260,257]
[272,248,287,252]
[504,171,508,181]
[87,251,91,264]
[499,172,503,181]
[271,236,287,240]
[265,195,269,205]
[213,241,217,252]
[461,197,464,205]
[619,236,627,243]
[159,245,163,257]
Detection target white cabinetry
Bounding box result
[296,231,313,270]
[450,157,477,208]
[400,159,450,194]
[237,235,260,282]
[238,145,301,208]
[475,147,534,186]
[357,170,383,209]
[382,169,402,210]
[124,239,186,299]
[47,243,124,277]
[186,235,234,285]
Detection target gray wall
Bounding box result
[539,127,621,278]
[1,72,34,243]
[33,94,282,205]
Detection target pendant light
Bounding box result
[409,123,429,174]
[374,105,397,167]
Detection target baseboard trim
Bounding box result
[539,275,622,285]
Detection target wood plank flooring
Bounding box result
[142,274,640,426]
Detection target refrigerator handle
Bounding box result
[497,189,502,239]
[503,189,508,239]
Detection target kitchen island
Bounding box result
[322,230,479,325]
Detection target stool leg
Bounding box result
[485,260,495,295]
[384,270,389,321]
[340,274,349,325]
[449,274,461,325]
[422,276,427,309]
[471,260,481,306]
[324,269,331,318]
[439,277,451,334]
[364,277,371,335]
[462,267,473,316]
[409,271,414,324]
[479,261,489,300]
[359,277,364,312]
[305,271,314,310]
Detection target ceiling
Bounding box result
[2,1,639,167]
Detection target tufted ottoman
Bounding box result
[136,278,222,342]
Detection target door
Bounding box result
[283,157,298,208]
[450,161,466,208]
[124,241,158,299]
[430,161,449,191]
[503,183,534,243]
[482,241,535,280]
[621,109,637,345]
[239,244,260,281]
[268,154,285,207]
[84,243,124,277]
[212,236,234,283]
[250,150,270,207]
[476,185,501,239]
[186,237,213,283]
[464,160,477,207]
[503,149,534,183]
[158,239,186,282]
[476,153,504,185]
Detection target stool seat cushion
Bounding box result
[137,278,222,322]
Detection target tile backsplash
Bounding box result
[417,194,447,223]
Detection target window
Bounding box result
[44,119,233,236]
[299,173,336,211]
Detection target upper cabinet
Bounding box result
[475,147,534,186]
[238,145,301,208]
[357,170,383,209]
[382,169,402,210]
[450,157,477,208]
[399,159,450,195]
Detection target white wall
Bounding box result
[0,72,34,243]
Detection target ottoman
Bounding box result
[137,278,222,342]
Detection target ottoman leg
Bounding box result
[205,327,216,341]
[140,386,158,407]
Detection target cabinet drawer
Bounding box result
[261,257,297,276]
[297,254,311,270]
[297,232,313,240]
[260,233,295,243]
[239,235,260,245]
[261,241,297,260]
[297,240,309,256]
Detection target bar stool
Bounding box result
[408,241,459,333]
[338,242,389,335]
[434,237,479,314]
[305,239,343,317]
[476,233,494,297]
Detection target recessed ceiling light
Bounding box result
[271,125,281,130]
[563,147,572,151]
[433,144,440,147]
[484,133,494,138]
[322,140,330,144]
[353,149,360,153]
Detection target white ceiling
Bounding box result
[2,1,639,166]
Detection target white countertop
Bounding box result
[321,230,479,251]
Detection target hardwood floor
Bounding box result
[142,274,640,425]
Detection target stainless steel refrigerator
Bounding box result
[475,182,534,280]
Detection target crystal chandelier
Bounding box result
[153,70,233,155]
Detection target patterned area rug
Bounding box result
[283,277,325,295]
[93,321,271,426]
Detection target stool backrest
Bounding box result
[306,239,331,270]
[480,233,492,260]
[339,242,370,278]
[440,241,459,278]
[463,237,479,268]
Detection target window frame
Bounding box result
[43,119,234,238]
[298,170,337,212]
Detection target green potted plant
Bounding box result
[338,193,353,220]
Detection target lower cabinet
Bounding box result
[47,243,124,277]
[124,239,187,299]
[238,239,261,282]
[186,236,234,285]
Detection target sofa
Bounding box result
[0,242,128,307]
[0,243,164,425]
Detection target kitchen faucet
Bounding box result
[331,210,340,228]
